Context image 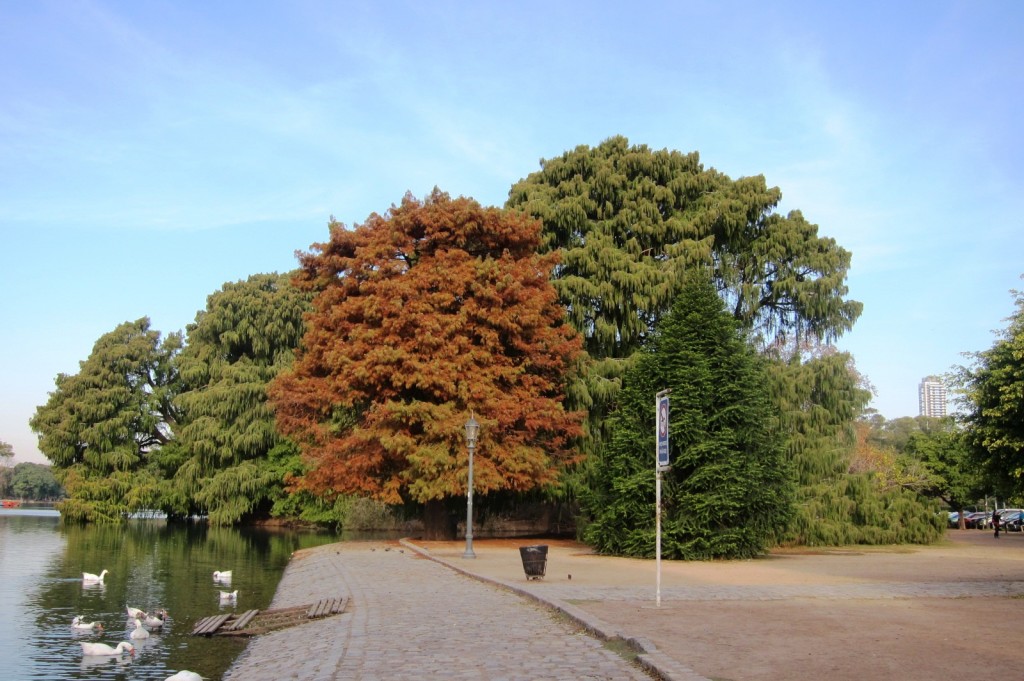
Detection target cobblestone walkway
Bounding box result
[223,543,653,681]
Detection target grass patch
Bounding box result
[603,637,639,663]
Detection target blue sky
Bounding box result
[2,1,1022,465]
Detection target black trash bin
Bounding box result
[519,545,548,580]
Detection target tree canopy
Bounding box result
[269,190,585,534]
[957,284,1024,498]
[584,277,793,559]
[0,441,14,498]
[506,136,862,395]
[770,355,944,545]
[9,462,62,500]
[161,273,313,524]
[30,318,181,522]
[902,419,983,522]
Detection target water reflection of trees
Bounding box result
[37,520,339,680]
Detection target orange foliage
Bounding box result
[848,420,921,491]
[269,190,585,504]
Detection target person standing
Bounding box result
[993,511,1001,538]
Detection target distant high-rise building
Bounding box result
[919,376,947,417]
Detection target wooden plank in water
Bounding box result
[192,613,232,636]
[226,609,260,631]
[194,597,348,637]
[192,615,219,635]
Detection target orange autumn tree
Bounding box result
[269,189,585,538]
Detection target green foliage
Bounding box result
[769,354,944,545]
[30,318,181,522]
[787,475,945,546]
[882,417,985,516]
[507,136,862,452]
[956,285,1024,498]
[866,415,946,453]
[167,273,313,525]
[0,441,12,498]
[584,277,793,559]
[768,353,869,487]
[9,462,63,500]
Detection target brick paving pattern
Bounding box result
[223,543,653,681]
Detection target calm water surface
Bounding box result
[0,506,340,680]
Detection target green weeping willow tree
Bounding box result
[584,277,793,559]
[769,352,944,545]
[157,273,313,525]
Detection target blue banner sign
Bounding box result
[657,393,669,468]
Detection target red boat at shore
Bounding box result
[2,499,21,508]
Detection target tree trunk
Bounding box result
[422,498,458,540]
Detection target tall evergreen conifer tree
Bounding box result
[584,277,793,559]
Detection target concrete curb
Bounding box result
[400,538,710,681]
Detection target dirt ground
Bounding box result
[417,531,1024,681]
[572,531,1024,681]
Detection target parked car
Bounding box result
[964,511,990,529]
[996,510,1024,532]
[946,510,1022,529]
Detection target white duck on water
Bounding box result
[165,671,203,681]
[80,641,135,656]
[82,569,108,583]
[130,618,149,640]
[218,590,238,602]
[125,605,147,619]
[213,570,232,584]
[71,616,103,631]
[143,609,168,628]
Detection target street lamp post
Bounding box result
[463,413,479,559]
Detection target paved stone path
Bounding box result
[223,542,653,681]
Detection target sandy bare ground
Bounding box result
[417,531,1024,681]
[567,532,1024,681]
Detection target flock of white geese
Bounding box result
[74,568,237,681]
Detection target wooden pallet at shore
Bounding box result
[191,597,348,637]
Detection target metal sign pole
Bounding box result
[655,389,671,607]
[656,464,662,607]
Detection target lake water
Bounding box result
[0,506,341,680]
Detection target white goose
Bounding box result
[125,605,147,619]
[129,617,149,640]
[213,570,232,584]
[165,671,203,681]
[80,640,135,656]
[82,569,108,583]
[71,615,103,631]
[218,589,238,602]
[143,609,168,628]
